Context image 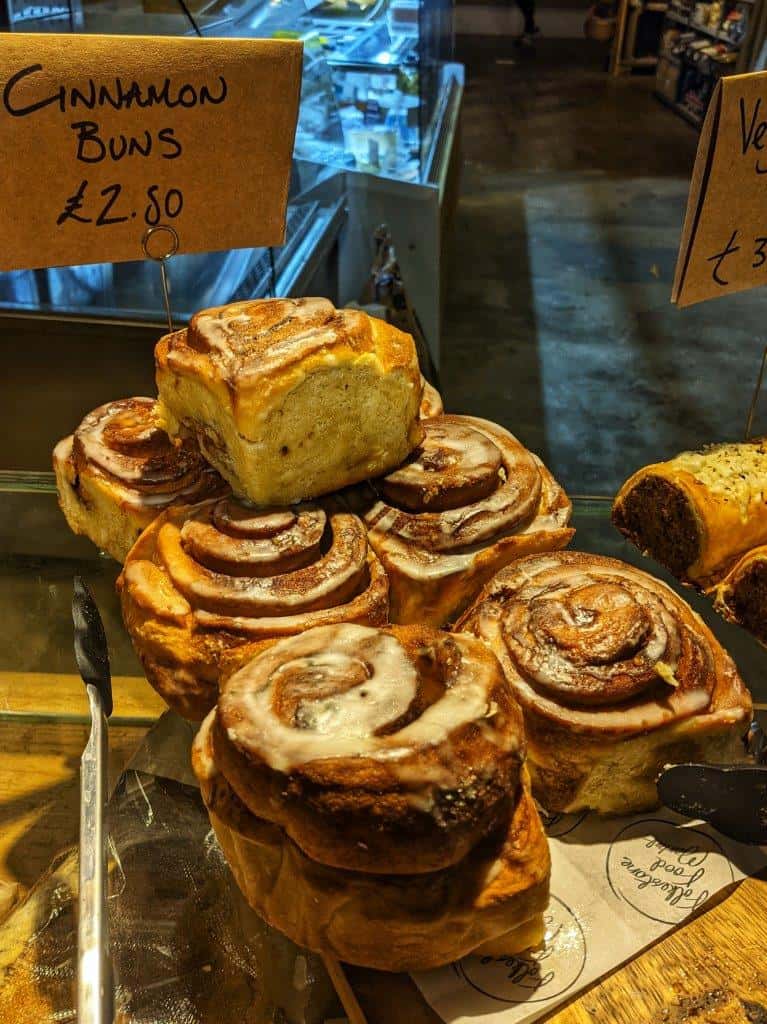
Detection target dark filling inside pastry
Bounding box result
[613,476,700,577]
[729,562,767,643]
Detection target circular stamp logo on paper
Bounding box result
[605,818,733,926]
[536,806,589,839]
[454,896,587,1004]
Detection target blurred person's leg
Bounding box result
[514,0,540,43]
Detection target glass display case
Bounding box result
[59,0,459,184]
[0,0,463,361]
[3,0,457,184]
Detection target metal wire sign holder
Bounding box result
[142,224,180,333]
[744,344,767,441]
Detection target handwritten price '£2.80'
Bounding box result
[56,181,183,229]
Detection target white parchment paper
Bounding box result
[413,809,767,1023]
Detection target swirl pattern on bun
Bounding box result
[458,551,752,814]
[361,415,574,626]
[117,498,388,720]
[193,623,550,971]
[53,397,225,562]
[211,622,525,874]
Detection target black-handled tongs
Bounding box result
[657,721,767,845]
[72,577,114,1024]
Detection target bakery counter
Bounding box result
[0,483,766,1021]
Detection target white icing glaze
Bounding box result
[181,504,325,573]
[79,399,155,483]
[366,416,545,554]
[475,555,716,733]
[505,572,680,703]
[193,711,219,780]
[69,397,218,511]
[159,511,366,617]
[193,308,252,354]
[188,298,339,379]
[391,422,499,484]
[482,857,504,886]
[419,378,443,418]
[221,624,506,775]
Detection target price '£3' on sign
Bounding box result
[674,71,767,306]
[0,34,303,273]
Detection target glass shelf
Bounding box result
[1,480,765,728]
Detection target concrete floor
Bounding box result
[441,37,767,495]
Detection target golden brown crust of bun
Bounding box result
[52,398,225,562]
[361,415,574,626]
[613,441,767,586]
[155,298,423,505]
[117,497,388,720]
[714,545,767,646]
[457,551,752,815]
[213,622,525,875]
[193,712,550,972]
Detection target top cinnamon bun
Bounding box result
[155,298,423,505]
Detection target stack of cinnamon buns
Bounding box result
[54,298,753,972]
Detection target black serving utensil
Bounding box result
[657,720,767,845]
[72,576,114,1024]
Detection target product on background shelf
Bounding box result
[358,414,574,626]
[613,440,767,587]
[457,551,752,815]
[722,2,750,43]
[714,546,767,645]
[53,398,226,563]
[419,376,443,417]
[192,622,550,971]
[155,297,423,507]
[117,496,388,720]
[656,54,683,103]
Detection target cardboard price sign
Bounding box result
[0,34,303,272]
[673,71,767,306]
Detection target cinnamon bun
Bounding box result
[117,497,388,720]
[458,551,752,815]
[613,441,767,587]
[155,298,423,506]
[361,415,574,626]
[53,398,225,563]
[192,623,550,971]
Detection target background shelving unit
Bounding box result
[611,0,671,74]
[654,0,762,126]
[612,0,766,125]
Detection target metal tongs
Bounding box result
[657,720,767,845]
[72,576,114,1024]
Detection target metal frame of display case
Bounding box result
[339,64,462,359]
